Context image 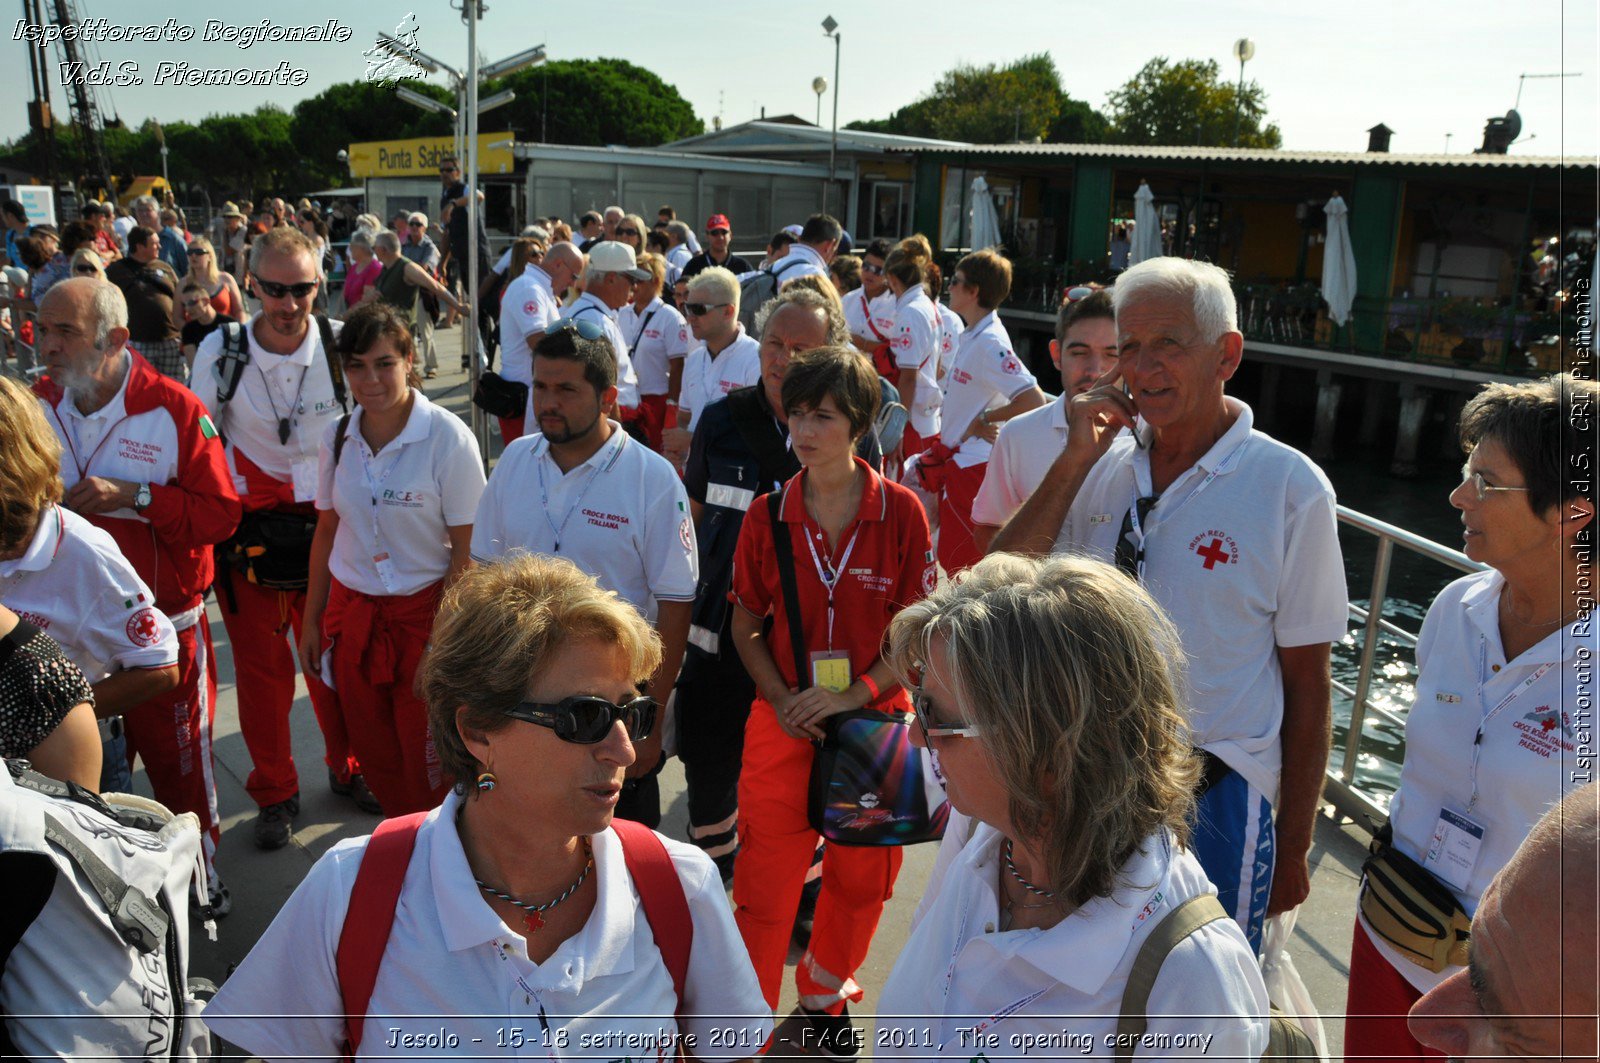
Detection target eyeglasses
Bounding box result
[548,316,608,342]
[1114,494,1158,580]
[912,690,981,741]
[683,302,729,317]
[503,695,658,744]
[254,278,319,300]
[861,263,885,276]
[615,227,639,237]
[1460,465,1531,504]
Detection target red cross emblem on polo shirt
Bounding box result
[1196,538,1230,570]
[126,607,162,647]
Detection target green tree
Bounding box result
[1105,57,1281,148]
[494,58,702,146]
[288,80,455,189]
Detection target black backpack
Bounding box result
[736,259,809,333]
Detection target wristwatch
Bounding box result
[133,482,152,511]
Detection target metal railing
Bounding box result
[1326,505,1486,831]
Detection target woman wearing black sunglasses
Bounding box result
[206,553,773,1060]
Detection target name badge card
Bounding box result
[373,552,399,593]
[291,457,319,503]
[810,650,851,693]
[1422,807,1485,893]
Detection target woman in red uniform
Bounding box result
[728,345,934,1056]
[298,302,485,815]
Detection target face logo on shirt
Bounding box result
[1188,531,1239,570]
[126,607,163,647]
[381,488,426,508]
[1133,889,1166,928]
[1514,706,1576,758]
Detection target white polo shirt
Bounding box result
[499,265,561,387]
[763,243,829,284]
[0,506,177,682]
[937,311,1037,467]
[523,294,642,422]
[471,424,697,622]
[844,287,896,347]
[203,790,772,1061]
[315,390,486,597]
[1057,401,1348,800]
[666,243,693,271]
[971,396,1068,529]
[936,303,963,376]
[1370,569,1595,992]
[877,825,1269,1060]
[191,315,346,501]
[619,297,689,398]
[891,288,944,438]
[679,328,761,431]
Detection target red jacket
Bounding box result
[37,353,242,616]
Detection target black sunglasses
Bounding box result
[73,265,100,275]
[504,695,658,744]
[254,278,318,300]
[861,263,885,276]
[1114,494,1157,581]
[683,302,729,317]
[548,316,608,342]
[615,227,639,237]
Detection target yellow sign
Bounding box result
[347,132,514,179]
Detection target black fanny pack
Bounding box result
[218,509,318,592]
[472,371,528,419]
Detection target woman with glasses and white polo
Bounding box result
[207,553,772,1061]
[297,302,485,817]
[876,553,1270,1059]
[1344,373,1598,1062]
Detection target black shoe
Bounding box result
[797,1004,860,1060]
[253,794,300,850]
[330,770,384,815]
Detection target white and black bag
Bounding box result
[0,759,216,1060]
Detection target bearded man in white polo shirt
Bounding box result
[497,241,582,445]
[474,322,696,829]
[992,257,1347,953]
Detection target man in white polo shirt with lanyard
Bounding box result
[662,266,760,469]
[497,241,582,446]
[992,257,1347,953]
[474,320,696,829]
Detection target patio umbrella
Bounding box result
[1131,181,1162,265]
[1321,193,1358,326]
[969,175,1002,250]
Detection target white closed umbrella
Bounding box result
[969,175,1002,250]
[1322,193,1358,326]
[1131,181,1162,265]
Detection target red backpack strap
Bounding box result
[335,811,429,1059]
[611,819,693,1016]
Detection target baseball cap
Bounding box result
[587,241,650,281]
[706,214,730,232]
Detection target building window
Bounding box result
[871,182,908,239]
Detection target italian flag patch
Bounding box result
[199,413,218,439]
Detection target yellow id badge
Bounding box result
[810,650,852,693]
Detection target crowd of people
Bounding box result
[0,176,1594,1062]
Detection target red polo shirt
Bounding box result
[730,457,934,710]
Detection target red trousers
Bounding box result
[122,615,220,869]
[637,394,668,452]
[322,578,449,816]
[937,460,987,575]
[219,567,356,807]
[733,700,902,1010]
[497,415,525,448]
[1345,918,1444,1062]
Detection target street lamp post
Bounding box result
[812,76,827,128]
[1231,37,1255,147]
[822,16,840,217]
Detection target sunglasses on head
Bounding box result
[1064,284,1097,303]
[254,278,318,300]
[548,316,607,342]
[503,695,658,744]
[683,302,729,317]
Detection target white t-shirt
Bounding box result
[877,824,1269,1060]
[191,315,346,501]
[1368,569,1596,992]
[937,310,1037,467]
[203,790,772,1061]
[523,294,641,421]
[891,287,944,438]
[761,243,829,285]
[0,506,177,681]
[499,266,561,387]
[844,287,896,347]
[471,425,697,622]
[679,328,761,431]
[315,391,485,597]
[619,298,690,398]
[1056,401,1348,799]
[970,395,1068,529]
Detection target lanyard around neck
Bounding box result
[535,432,621,553]
[1467,637,1555,812]
[801,506,863,652]
[1126,438,1248,557]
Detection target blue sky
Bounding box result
[2,0,1594,158]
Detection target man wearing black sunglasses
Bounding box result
[991,257,1346,955]
[473,319,697,829]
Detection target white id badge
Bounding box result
[1422,807,1485,892]
[291,457,319,503]
[373,552,400,593]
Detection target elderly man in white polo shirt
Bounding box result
[661,266,760,469]
[992,257,1347,953]
[971,288,1119,553]
[497,241,582,445]
[475,321,695,829]
[522,241,643,438]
